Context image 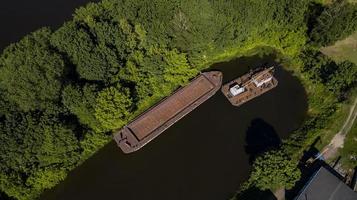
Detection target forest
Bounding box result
[0,0,356,200]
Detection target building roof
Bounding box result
[295,166,357,200]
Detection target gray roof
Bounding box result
[295,166,357,200]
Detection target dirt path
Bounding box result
[322,97,357,160]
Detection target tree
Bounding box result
[163,49,198,86]
[0,28,66,112]
[301,48,357,98]
[0,112,80,200]
[300,48,336,83]
[51,22,119,82]
[79,131,111,162]
[169,0,216,55]
[327,61,357,95]
[249,150,301,191]
[94,85,132,130]
[310,0,357,46]
[62,84,103,132]
[51,16,147,83]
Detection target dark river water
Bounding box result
[1,1,307,200]
[40,55,308,200]
[0,0,98,51]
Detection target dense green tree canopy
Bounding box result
[301,48,357,98]
[249,150,301,190]
[62,84,102,131]
[94,85,132,130]
[0,28,66,112]
[310,0,357,46]
[0,113,80,200]
[2,0,357,199]
[327,61,357,94]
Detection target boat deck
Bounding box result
[114,71,222,153]
[221,67,278,107]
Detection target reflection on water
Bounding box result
[41,54,308,200]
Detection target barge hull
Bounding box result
[114,71,222,153]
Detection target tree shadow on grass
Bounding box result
[245,118,281,163]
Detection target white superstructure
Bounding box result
[229,84,245,96]
[253,76,273,87]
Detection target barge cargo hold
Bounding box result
[221,67,278,107]
[114,71,223,153]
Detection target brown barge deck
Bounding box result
[114,71,223,153]
[221,67,278,107]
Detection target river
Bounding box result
[1,1,307,199]
[0,0,99,51]
[40,54,308,200]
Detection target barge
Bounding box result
[221,67,278,107]
[114,71,223,153]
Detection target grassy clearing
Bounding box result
[318,28,357,168]
[318,30,357,165]
[340,121,357,169]
[321,31,357,65]
[314,89,357,150]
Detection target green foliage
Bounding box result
[94,85,132,130]
[340,121,357,168]
[327,61,357,94]
[249,150,301,191]
[0,28,66,112]
[79,131,111,162]
[300,48,357,98]
[62,84,103,132]
[51,9,148,83]
[51,21,120,82]
[168,0,216,55]
[300,48,333,83]
[0,113,80,200]
[310,0,357,46]
[0,0,326,199]
[163,50,198,86]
